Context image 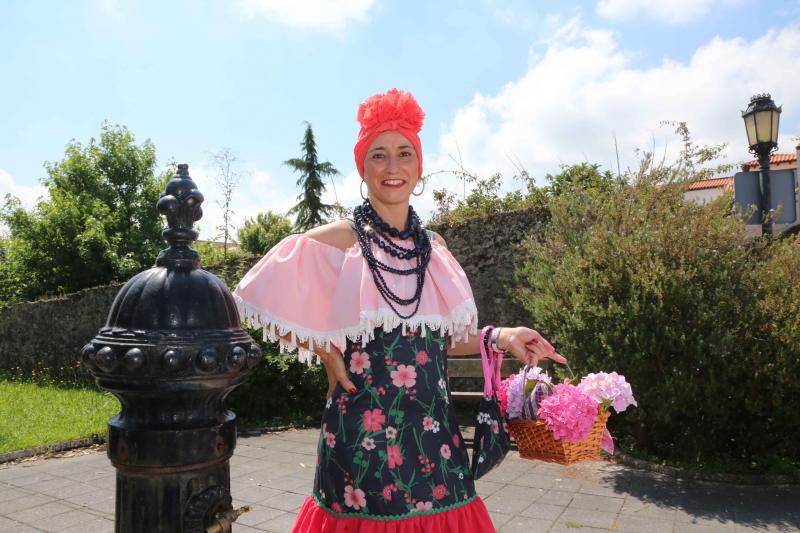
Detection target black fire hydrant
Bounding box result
[81,163,260,532]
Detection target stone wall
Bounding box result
[429,206,549,329]
[0,283,124,376]
[0,208,549,373]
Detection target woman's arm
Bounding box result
[274,331,357,400]
[449,326,567,367]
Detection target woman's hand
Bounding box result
[498,327,567,367]
[320,346,357,400]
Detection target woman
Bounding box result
[232,88,566,532]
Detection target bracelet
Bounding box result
[491,327,503,352]
[480,325,494,358]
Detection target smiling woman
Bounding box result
[233,88,564,533]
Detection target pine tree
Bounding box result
[285,122,339,231]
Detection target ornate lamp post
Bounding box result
[742,93,782,235]
[82,164,259,532]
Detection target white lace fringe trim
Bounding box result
[232,292,479,367]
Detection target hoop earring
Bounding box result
[412,178,425,196]
[360,179,368,200]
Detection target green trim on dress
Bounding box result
[311,492,478,522]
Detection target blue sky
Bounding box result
[1,0,798,240]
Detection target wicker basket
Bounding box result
[508,410,610,464]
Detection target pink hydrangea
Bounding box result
[497,373,515,418]
[601,428,614,454]
[537,383,598,443]
[577,372,637,413]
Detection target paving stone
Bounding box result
[482,493,533,516]
[568,492,624,512]
[519,501,567,520]
[557,507,620,530]
[619,499,678,520]
[7,501,76,526]
[536,489,575,506]
[0,493,60,516]
[613,513,675,533]
[28,508,101,531]
[508,473,557,490]
[255,510,297,531]
[257,491,309,512]
[56,515,116,533]
[498,516,553,532]
[488,511,513,529]
[232,503,288,527]
[474,479,506,498]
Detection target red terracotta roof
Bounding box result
[742,152,796,170]
[687,177,733,191]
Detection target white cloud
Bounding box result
[0,169,48,209]
[238,0,375,32]
[321,170,362,209]
[251,170,271,186]
[596,0,745,24]
[0,170,49,238]
[427,19,800,197]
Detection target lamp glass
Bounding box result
[771,112,780,145]
[744,113,757,147]
[755,109,774,144]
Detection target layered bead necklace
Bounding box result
[352,199,431,320]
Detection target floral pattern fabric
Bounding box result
[313,323,477,519]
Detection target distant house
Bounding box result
[196,239,240,251]
[682,145,799,235]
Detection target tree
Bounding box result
[237,211,293,256]
[285,122,339,231]
[209,148,243,261]
[0,122,170,306]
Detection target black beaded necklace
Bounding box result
[352,199,431,320]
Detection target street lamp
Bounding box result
[742,93,782,235]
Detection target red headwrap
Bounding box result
[353,88,425,178]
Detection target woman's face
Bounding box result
[362,130,419,208]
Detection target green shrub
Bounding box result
[513,174,800,472]
[429,172,547,226]
[227,334,327,428]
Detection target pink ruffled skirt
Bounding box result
[291,495,496,533]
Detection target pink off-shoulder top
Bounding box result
[231,230,479,365]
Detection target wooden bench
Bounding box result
[447,355,523,405]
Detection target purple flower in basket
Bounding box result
[504,367,552,420]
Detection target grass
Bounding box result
[0,379,119,454]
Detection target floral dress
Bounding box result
[314,323,475,516]
[233,228,495,532]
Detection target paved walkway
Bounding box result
[0,428,798,532]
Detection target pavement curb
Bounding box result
[0,434,106,465]
[0,425,314,466]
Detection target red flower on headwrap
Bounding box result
[353,88,425,178]
[357,88,425,133]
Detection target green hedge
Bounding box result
[226,333,328,428]
[513,178,800,473]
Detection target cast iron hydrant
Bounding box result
[81,163,259,532]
